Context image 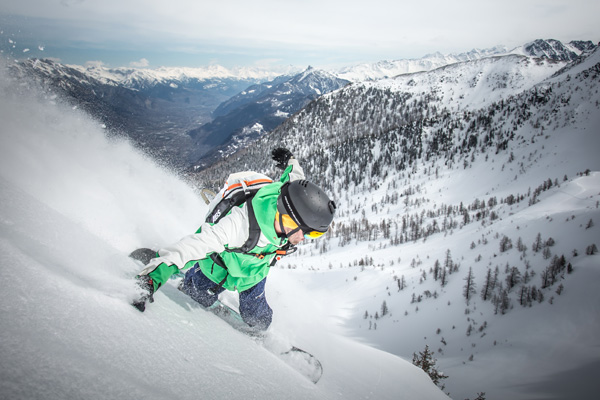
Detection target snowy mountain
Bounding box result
[196,48,600,399]
[333,39,596,82]
[76,63,299,87]
[0,60,449,400]
[7,39,595,173]
[333,45,510,81]
[512,39,597,61]
[189,67,350,168]
[188,39,596,168]
[7,59,279,169]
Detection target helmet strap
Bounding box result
[286,226,302,237]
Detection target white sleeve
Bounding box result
[139,206,249,275]
[287,157,305,181]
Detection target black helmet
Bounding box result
[278,180,336,234]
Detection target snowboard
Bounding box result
[129,247,323,384]
[199,297,323,384]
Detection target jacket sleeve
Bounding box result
[138,206,249,279]
[280,157,305,183]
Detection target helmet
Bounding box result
[277,180,336,235]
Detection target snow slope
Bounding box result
[269,51,600,400]
[0,63,448,399]
[368,54,564,112]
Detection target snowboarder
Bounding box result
[132,148,336,332]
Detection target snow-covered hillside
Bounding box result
[367,54,564,111]
[280,51,600,400]
[0,61,449,399]
[197,48,600,399]
[333,46,510,81]
[333,39,596,82]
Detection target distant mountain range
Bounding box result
[333,39,597,81]
[8,59,276,168]
[189,67,350,168]
[7,39,597,170]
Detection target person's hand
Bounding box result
[272,147,293,170]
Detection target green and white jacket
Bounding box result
[139,159,305,292]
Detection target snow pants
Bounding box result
[180,263,273,331]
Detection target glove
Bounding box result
[272,147,293,170]
[132,275,155,312]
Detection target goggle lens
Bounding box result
[304,230,325,239]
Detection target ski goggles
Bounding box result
[276,212,326,239]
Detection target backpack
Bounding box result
[201,171,295,295]
[205,171,273,224]
[204,171,273,253]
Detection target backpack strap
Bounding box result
[227,193,261,253]
[206,193,261,295]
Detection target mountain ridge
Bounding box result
[7,39,596,173]
[188,67,350,168]
[332,39,596,81]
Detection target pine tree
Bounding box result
[412,345,448,389]
[444,249,453,272]
[532,232,543,253]
[500,288,511,314]
[381,300,389,316]
[516,285,524,306]
[517,237,527,252]
[481,267,493,301]
[463,267,477,304]
[586,219,594,229]
[499,235,513,252]
[440,266,448,287]
[398,275,406,291]
[505,267,522,291]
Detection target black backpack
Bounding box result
[204,171,274,253]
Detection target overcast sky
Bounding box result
[1,0,598,69]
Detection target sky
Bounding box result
[1,0,599,69]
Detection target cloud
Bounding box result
[59,0,85,7]
[129,58,150,68]
[84,60,106,68]
[2,0,599,68]
[253,58,284,68]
